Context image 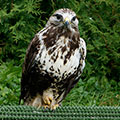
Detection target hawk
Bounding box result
[19,8,86,109]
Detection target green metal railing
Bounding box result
[0,105,120,120]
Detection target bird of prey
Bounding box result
[19,8,86,109]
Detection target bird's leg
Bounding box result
[24,93,42,108]
[42,88,59,110]
[43,95,53,105]
[42,88,53,108]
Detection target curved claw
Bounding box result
[51,104,59,110]
[43,96,53,105]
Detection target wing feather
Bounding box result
[19,35,40,103]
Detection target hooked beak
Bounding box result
[64,17,70,27]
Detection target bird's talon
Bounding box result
[49,97,53,101]
[47,100,50,105]
[43,99,47,104]
[43,105,49,109]
[43,96,53,105]
[52,104,59,110]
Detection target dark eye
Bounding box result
[53,14,63,20]
[72,16,77,21]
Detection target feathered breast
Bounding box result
[34,26,86,81]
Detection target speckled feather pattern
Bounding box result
[35,26,86,80]
[20,8,86,109]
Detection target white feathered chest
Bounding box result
[35,26,86,81]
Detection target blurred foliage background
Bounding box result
[0,0,120,106]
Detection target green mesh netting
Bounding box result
[0,106,120,120]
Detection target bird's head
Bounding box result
[46,8,79,32]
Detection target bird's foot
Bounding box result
[42,88,59,110]
[43,88,53,107]
[43,104,50,109]
[51,104,59,110]
[43,96,53,106]
[43,103,59,110]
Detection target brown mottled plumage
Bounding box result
[19,8,86,109]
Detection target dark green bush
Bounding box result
[0,0,120,105]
